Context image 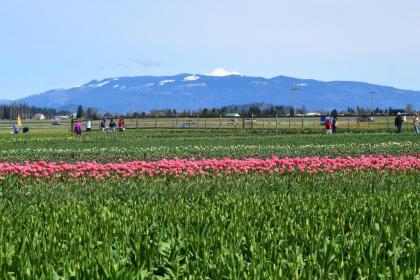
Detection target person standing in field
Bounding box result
[12,123,19,134]
[394,112,403,133]
[86,119,92,132]
[332,116,338,134]
[118,116,125,132]
[74,120,82,135]
[413,113,419,134]
[100,118,106,132]
[109,118,116,132]
[325,117,332,134]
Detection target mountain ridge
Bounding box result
[10,73,420,113]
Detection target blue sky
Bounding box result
[1,0,420,99]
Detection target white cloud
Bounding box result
[183,75,200,81]
[207,68,242,77]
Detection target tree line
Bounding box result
[124,104,416,118]
[0,103,71,120]
[1,102,415,120]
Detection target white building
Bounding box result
[32,113,46,120]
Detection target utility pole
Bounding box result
[370,91,375,115]
[128,98,134,117]
[291,84,298,116]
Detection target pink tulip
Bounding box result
[0,156,418,182]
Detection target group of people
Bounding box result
[395,112,420,134]
[72,113,420,135]
[100,116,125,132]
[74,116,125,135]
[323,113,420,135]
[324,116,338,134]
[10,124,29,134]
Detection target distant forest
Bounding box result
[129,103,412,118]
[0,102,414,120]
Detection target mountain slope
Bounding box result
[17,74,420,113]
[0,99,11,105]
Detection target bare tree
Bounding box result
[405,103,414,113]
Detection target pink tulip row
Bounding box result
[0,156,418,181]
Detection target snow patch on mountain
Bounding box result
[96,81,110,87]
[183,75,200,81]
[82,80,110,88]
[159,79,175,85]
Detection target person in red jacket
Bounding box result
[325,117,332,134]
[118,116,125,132]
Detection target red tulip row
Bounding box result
[0,156,418,181]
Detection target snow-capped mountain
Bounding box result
[16,73,420,113]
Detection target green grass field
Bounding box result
[1,130,419,162]
[0,130,419,279]
[0,115,413,133]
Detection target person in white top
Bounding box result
[86,119,92,132]
[413,113,419,134]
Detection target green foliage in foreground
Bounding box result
[1,173,419,279]
[1,130,418,162]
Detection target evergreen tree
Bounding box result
[86,107,95,119]
[76,105,84,119]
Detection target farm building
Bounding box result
[306,112,321,116]
[224,113,240,117]
[32,113,46,120]
[54,115,70,121]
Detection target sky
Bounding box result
[1,0,420,99]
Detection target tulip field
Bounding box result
[0,130,419,278]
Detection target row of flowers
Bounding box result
[0,156,418,181]
[1,141,415,153]
[1,141,417,163]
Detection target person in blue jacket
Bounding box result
[12,123,19,134]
